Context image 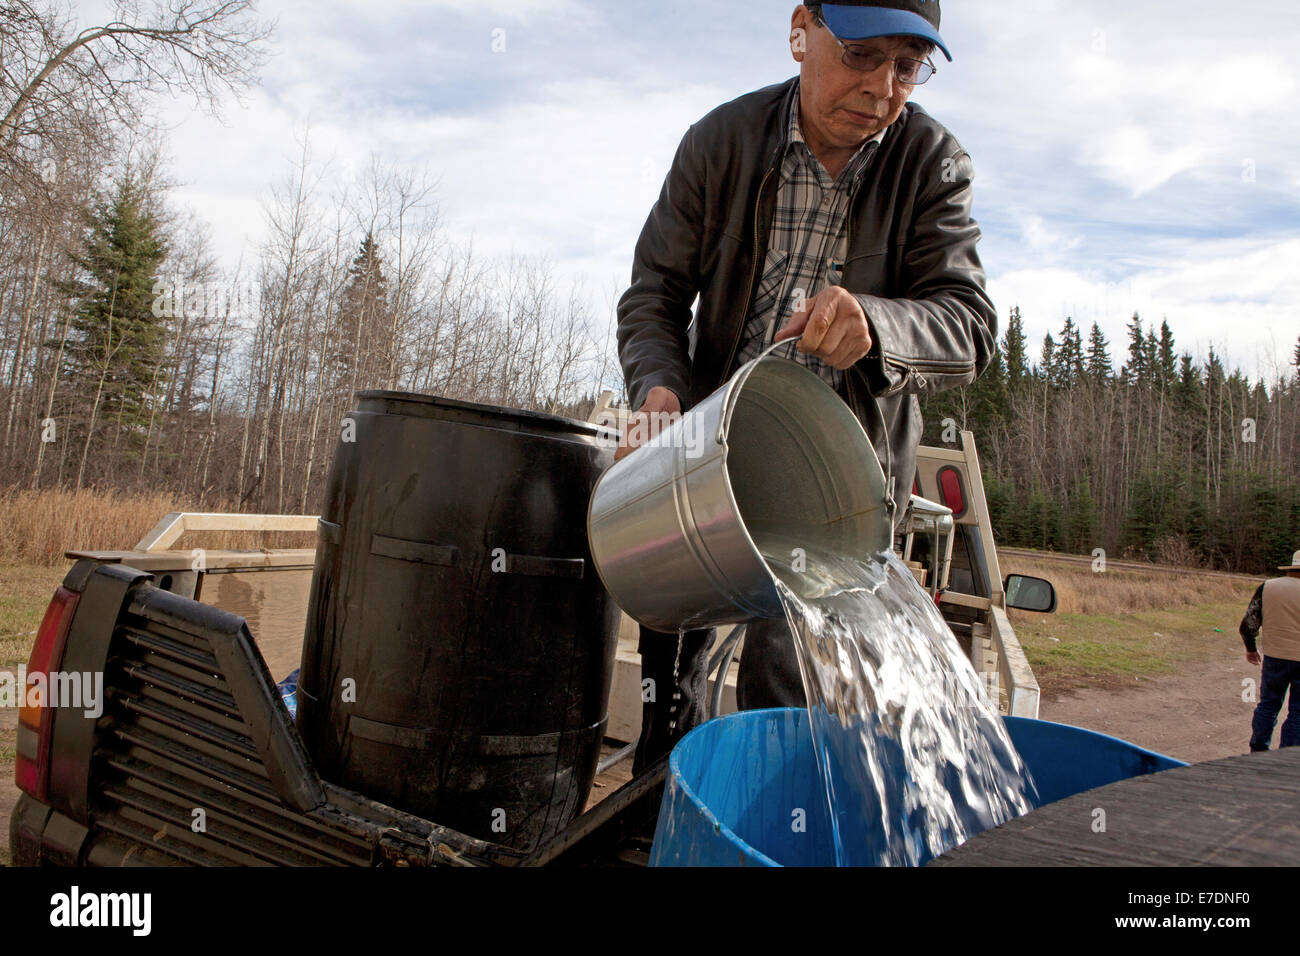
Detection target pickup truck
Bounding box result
[9,418,1053,867]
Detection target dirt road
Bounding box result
[1040,639,1265,763]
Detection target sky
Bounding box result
[123,0,1299,380]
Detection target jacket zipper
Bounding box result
[722,164,776,381]
[842,149,974,399]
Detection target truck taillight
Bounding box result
[15,586,79,801]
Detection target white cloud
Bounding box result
[1018,213,1083,257]
[138,0,1300,383]
[1082,125,1204,198]
[989,237,1300,377]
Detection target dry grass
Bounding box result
[0,488,318,567]
[1000,555,1258,695]
[1000,556,1258,617]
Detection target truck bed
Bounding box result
[11,561,662,867]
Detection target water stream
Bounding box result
[758,539,1038,866]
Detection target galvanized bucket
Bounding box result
[587,342,892,632]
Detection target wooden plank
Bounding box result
[932,748,1300,866]
[65,549,316,570]
[135,513,319,552]
[939,590,991,611]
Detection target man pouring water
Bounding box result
[614,1,997,772]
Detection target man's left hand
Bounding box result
[773,286,873,369]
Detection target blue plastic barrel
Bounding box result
[648,707,1186,867]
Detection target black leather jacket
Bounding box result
[616,76,997,508]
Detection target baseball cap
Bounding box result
[818,1,952,62]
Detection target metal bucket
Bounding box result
[587,343,892,632]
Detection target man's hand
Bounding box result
[615,386,682,462]
[774,286,873,369]
[1247,651,1262,666]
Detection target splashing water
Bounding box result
[758,539,1038,866]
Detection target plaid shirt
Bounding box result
[735,81,884,390]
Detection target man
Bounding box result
[615,1,997,772]
[1240,550,1300,751]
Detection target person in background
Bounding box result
[1240,549,1300,751]
[614,1,996,772]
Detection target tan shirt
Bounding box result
[1261,576,1300,662]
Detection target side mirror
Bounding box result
[1004,574,1057,613]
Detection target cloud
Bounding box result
[144,0,1299,381]
[988,236,1300,377]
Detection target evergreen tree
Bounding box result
[1174,352,1202,417]
[1056,317,1085,386]
[1122,471,1168,559]
[1085,322,1112,381]
[1066,476,1099,553]
[332,232,389,385]
[1205,348,1225,390]
[983,473,1017,545]
[58,173,170,472]
[967,344,1008,431]
[1003,306,1029,387]
[1039,333,1056,385]
[1157,320,1177,386]
[1124,313,1145,383]
[1293,335,1299,372]
[1143,330,1160,386]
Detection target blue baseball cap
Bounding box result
[818,1,952,62]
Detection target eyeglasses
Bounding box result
[815,17,936,85]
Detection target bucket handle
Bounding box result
[716,339,898,527]
[716,339,799,445]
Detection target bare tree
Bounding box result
[1,1,271,157]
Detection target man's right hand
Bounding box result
[1247,651,1262,666]
[615,387,682,462]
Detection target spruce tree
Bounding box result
[1056,317,1084,387]
[1085,322,1112,381]
[1124,313,1145,383]
[333,232,389,387]
[1039,333,1056,386]
[966,344,1008,431]
[1143,330,1160,386]
[1157,320,1177,385]
[1003,306,1028,387]
[58,173,170,480]
[1066,476,1099,553]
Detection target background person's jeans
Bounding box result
[1250,655,1300,751]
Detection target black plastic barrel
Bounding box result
[296,390,621,851]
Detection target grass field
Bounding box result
[1001,555,1258,694]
